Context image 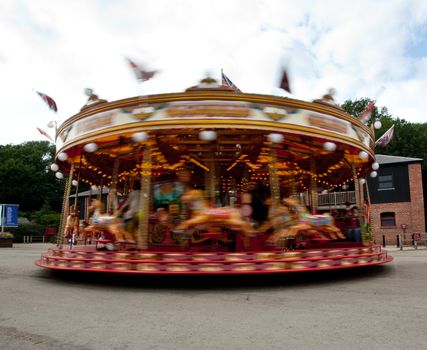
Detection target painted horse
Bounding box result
[264,197,345,245]
[82,199,134,243]
[175,190,253,239]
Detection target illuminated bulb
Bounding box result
[267,133,284,143]
[371,162,379,170]
[359,151,368,159]
[57,152,68,161]
[132,132,148,142]
[199,130,217,141]
[50,163,59,172]
[55,172,64,179]
[72,180,78,186]
[370,171,378,178]
[374,120,382,129]
[359,178,366,185]
[84,143,98,153]
[323,142,337,151]
[91,185,98,191]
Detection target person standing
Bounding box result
[122,182,141,234]
[347,206,362,243]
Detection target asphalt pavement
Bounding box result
[0,243,426,350]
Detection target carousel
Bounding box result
[36,77,392,274]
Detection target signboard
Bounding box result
[0,204,19,229]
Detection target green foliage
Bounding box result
[0,232,14,239]
[9,222,44,242]
[30,201,60,227]
[0,141,64,212]
[342,98,427,171]
[362,223,372,242]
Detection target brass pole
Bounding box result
[137,147,152,250]
[269,149,281,206]
[310,158,317,214]
[353,168,361,210]
[209,158,215,206]
[57,162,75,248]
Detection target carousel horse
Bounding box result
[175,189,253,240]
[82,199,134,243]
[265,197,345,245]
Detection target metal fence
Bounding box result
[23,235,46,243]
[389,233,427,250]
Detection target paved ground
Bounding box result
[0,243,426,350]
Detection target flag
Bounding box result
[279,69,291,93]
[359,101,375,124]
[36,127,54,142]
[375,124,395,147]
[36,91,57,112]
[221,70,241,92]
[126,57,157,82]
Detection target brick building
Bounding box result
[367,154,425,245]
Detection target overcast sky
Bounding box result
[1,0,426,145]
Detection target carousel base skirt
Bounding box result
[35,244,393,275]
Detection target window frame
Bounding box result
[377,174,395,191]
[380,212,396,227]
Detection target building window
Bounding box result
[380,212,396,227]
[378,174,394,190]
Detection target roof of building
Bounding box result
[376,154,423,165]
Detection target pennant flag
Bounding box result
[125,57,157,82]
[375,124,395,147]
[221,70,241,92]
[36,127,54,142]
[279,69,291,93]
[359,101,375,124]
[36,91,57,112]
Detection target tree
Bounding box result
[342,98,427,170]
[342,98,427,223]
[0,141,64,212]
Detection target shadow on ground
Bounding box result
[35,264,395,291]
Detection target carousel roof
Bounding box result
[53,77,377,191]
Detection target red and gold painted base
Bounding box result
[35,244,392,275]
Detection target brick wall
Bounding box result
[371,163,425,245]
[409,163,425,233]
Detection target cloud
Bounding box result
[0,0,426,145]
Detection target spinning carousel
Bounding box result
[36,77,392,274]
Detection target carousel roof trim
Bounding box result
[57,88,374,139]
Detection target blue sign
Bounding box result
[1,204,19,227]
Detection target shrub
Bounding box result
[9,222,44,242]
[0,232,14,239]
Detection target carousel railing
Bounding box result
[302,191,356,207]
[317,191,356,207]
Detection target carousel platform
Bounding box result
[35,244,393,275]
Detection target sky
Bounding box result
[1,0,427,145]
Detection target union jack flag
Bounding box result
[359,101,375,124]
[36,91,57,112]
[221,70,241,92]
[375,124,395,147]
[126,57,157,82]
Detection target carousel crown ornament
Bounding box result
[80,88,107,111]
